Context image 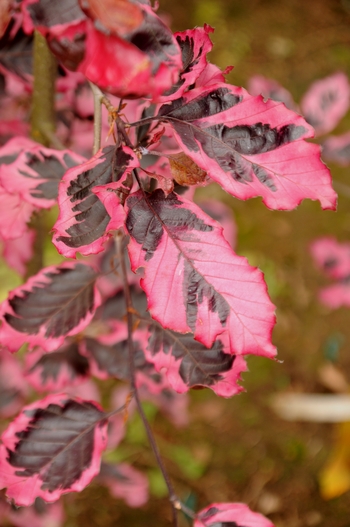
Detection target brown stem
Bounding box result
[89,81,103,155]
[115,231,180,527]
[27,31,57,278]
[30,30,57,146]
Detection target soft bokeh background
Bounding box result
[53,1,350,525]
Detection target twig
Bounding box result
[31,30,56,146]
[89,81,104,155]
[115,230,180,527]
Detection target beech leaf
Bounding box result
[0,350,28,418]
[0,262,101,352]
[323,132,350,166]
[158,83,337,210]
[195,502,275,527]
[98,462,149,507]
[125,189,276,357]
[300,72,350,136]
[25,341,90,392]
[0,185,35,240]
[1,146,84,209]
[53,145,138,258]
[145,325,247,397]
[0,394,108,506]
[1,228,35,276]
[0,21,33,79]
[161,26,214,101]
[82,327,154,382]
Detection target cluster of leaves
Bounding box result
[0,0,337,525]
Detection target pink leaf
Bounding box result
[0,185,35,240]
[145,325,247,397]
[159,26,214,101]
[301,72,350,136]
[0,349,28,418]
[81,326,155,382]
[2,228,35,276]
[53,145,138,258]
[0,146,85,209]
[21,0,85,36]
[79,11,182,100]
[0,136,38,165]
[310,237,350,280]
[0,394,108,506]
[310,237,350,309]
[137,374,189,427]
[322,131,350,166]
[318,283,350,309]
[125,189,276,358]
[196,63,230,88]
[0,20,33,80]
[35,1,182,100]
[194,502,275,527]
[7,498,65,527]
[247,74,296,110]
[0,262,101,352]
[98,462,149,507]
[158,84,336,210]
[24,340,90,392]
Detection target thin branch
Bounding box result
[27,31,57,277]
[129,115,159,128]
[89,81,103,155]
[31,30,57,146]
[115,230,180,527]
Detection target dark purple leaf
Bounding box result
[125,189,276,358]
[0,20,33,80]
[82,327,153,381]
[145,325,247,397]
[22,0,85,32]
[99,285,149,322]
[0,394,108,506]
[2,146,84,209]
[53,145,138,257]
[194,503,275,527]
[158,83,336,210]
[25,341,90,392]
[161,26,214,101]
[0,350,28,418]
[322,132,350,166]
[0,262,101,352]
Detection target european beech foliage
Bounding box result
[0,0,337,525]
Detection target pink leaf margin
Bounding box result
[0,262,101,352]
[0,394,108,506]
[194,502,275,527]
